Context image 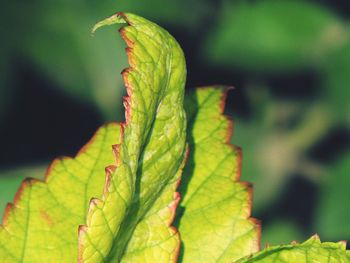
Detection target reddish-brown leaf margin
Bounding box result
[77,12,186,262]
[0,122,119,229]
[220,86,262,252]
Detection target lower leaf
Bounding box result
[237,235,350,262]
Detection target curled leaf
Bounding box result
[79,12,187,262]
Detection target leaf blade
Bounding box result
[237,235,350,262]
[79,12,187,262]
[0,123,120,262]
[178,87,260,262]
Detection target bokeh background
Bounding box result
[0,0,349,248]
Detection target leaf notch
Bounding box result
[78,12,187,262]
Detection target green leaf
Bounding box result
[204,1,347,72]
[0,12,186,262]
[78,13,187,262]
[94,0,210,28]
[178,87,260,262]
[2,9,347,263]
[9,0,211,120]
[0,123,120,261]
[0,165,47,219]
[237,235,350,262]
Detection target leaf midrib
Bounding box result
[103,30,178,262]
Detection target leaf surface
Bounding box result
[0,165,47,219]
[78,13,187,263]
[11,1,209,119]
[0,12,187,263]
[237,235,350,262]
[178,87,260,262]
[0,123,120,262]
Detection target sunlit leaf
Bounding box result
[0,12,187,262]
[0,123,120,261]
[178,87,260,262]
[237,235,350,262]
[11,0,212,119]
[0,165,47,219]
[78,13,187,262]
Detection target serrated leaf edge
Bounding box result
[239,234,349,262]
[220,86,261,252]
[184,86,261,258]
[78,12,185,262]
[0,122,119,261]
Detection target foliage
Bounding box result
[0,0,212,120]
[1,3,350,243]
[237,235,349,263]
[79,13,187,262]
[0,9,349,263]
[178,87,259,262]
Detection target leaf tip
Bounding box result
[311,234,321,242]
[78,225,88,263]
[78,224,87,235]
[112,144,122,165]
[338,240,347,249]
[14,177,38,202]
[250,217,262,250]
[2,203,14,225]
[169,191,181,223]
[91,12,128,35]
[104,165,116,192]
[219,85,234,114]
[87,198,103,215]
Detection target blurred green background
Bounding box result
[0,0,349,248]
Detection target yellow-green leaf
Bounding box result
[0,12,187,263]
[78,13,187,262]
[0,123,120,262]
[237,235,350,262]
[178,87,260,262]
